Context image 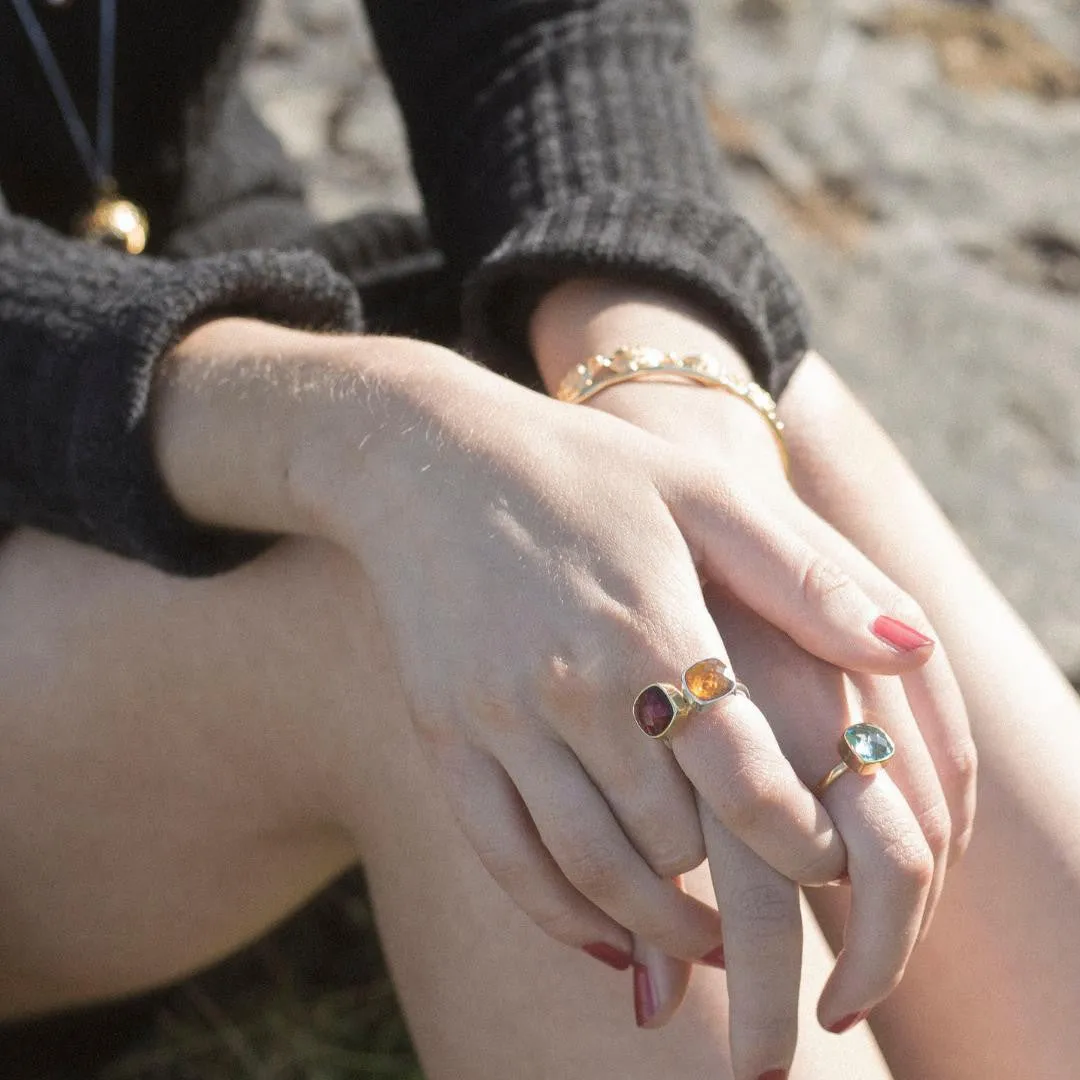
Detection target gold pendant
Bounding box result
[77,190,149,255]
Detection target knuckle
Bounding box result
[722,765,786,837]
[727,882,798,938]
[883,833,935,893]
[558,835,622,901]
[470,836,534,895]
[533,649,594,719]
[645,834,707,879]
[529,903,588,947]
[915,799,952,862]
[948,737,980,789]
[791,845,844,885]
[624,788,706,878]
[799,555,857,610]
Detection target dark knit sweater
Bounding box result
[0,0,809,576]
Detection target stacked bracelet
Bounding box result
[556,345,790,478]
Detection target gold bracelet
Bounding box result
[556,345,790,478]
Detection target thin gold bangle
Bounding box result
[556,345,790,478]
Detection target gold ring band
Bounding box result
[814,723,896,798]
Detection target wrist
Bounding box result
[529,277,753,395]
[153,320,498,551]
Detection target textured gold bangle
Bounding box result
[556,345,790,478]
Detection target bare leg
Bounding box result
[785,354,1080,1080]
[0,527,888,1079]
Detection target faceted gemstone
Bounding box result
[634,685,676,738]
[683,658,736,704]
[843,723,895,768]
[586,354,612,379]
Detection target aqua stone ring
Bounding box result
[814,723,896,798]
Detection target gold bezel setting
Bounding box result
[633,682,691,740]
[839,723,896,776]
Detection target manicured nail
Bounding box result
[699,944,726,968]
[582,942,632,971]
[872,615,934,653]
[633,962,657,1028]
[827,1009,868,1034]
[758,1071,788,1080]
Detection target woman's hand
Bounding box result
[153,317,942,1061]
[529,278,976,1068]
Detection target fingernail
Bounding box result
[633,962,657,1028]
[872,615,934,652]
[758,1071,788,1080]
[582,942,632,971]
[699,944,726,968]
[827,1009,868,1034]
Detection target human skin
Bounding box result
[0,342,1074,1079]
[148,307,961,1038]
[0,296,937,1074]
[527,279,974,1074]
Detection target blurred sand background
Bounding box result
[245,0,1080,675]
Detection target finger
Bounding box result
[442,746,635,969]
[559,717,706,880]
[849,672,949,940]
[702,798,801,1080]
[900,650,977,864]
[815,770,933,1031]
[703,591,935,1009]
[505,739,725,962]
[791,503,977,865]
[667,472,937,675]
[631,927,693,1029]
[670,687,847,886]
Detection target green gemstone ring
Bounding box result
[814,723,896,798]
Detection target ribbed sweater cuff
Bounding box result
[76,250,363,575]
[0,241,362,576]
[461,189,809,397]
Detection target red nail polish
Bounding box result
[582,942,632,971]
[872,615,934,653]
[758,1071,788,1080]
[699,944,726,968]
[633,962,657,1028]
[827,1009,868,1034]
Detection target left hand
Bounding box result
[528,278,976,1069]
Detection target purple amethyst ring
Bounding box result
[633,658,749,740]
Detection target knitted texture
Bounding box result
[1,0,810,576]
[365,0,809,391]
[0,216,362,574]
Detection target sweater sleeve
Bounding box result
[363,0,809,396]
[0,214,363,575]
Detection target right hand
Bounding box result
[292,338,936,959]
[155,323,939,1054]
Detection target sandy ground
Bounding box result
[244,0,1080,674]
